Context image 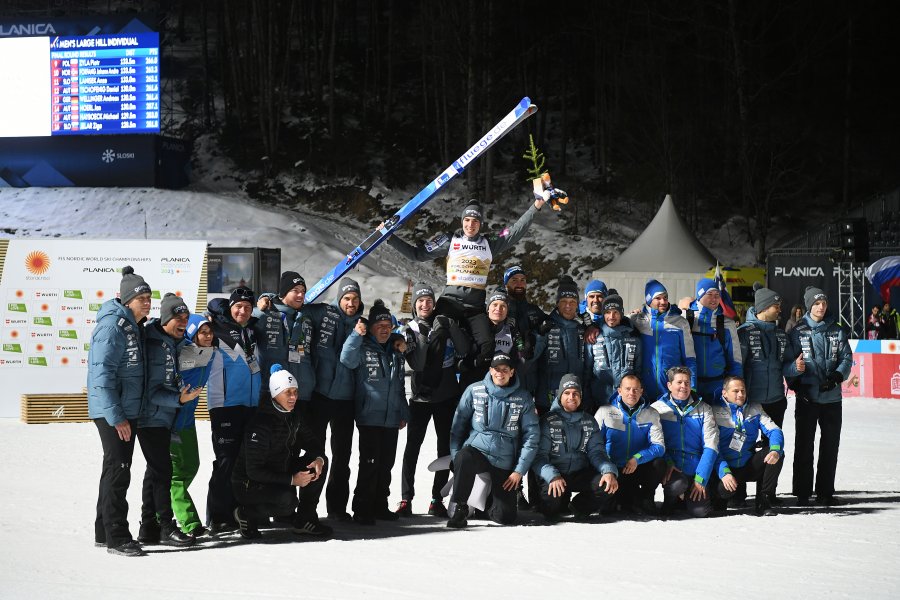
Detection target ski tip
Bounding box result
[521,96,531,106]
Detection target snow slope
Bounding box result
[0,397,898,599]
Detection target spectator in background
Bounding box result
[882,301,899,339]
[784,304,805,333]
[866,305,883,340]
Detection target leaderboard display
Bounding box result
[0,32,160,137]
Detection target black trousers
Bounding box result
[435,295,493,370]
[400,399,455,502]
[538,468,613,517]
[94,418,137,548]
[761,397,788,429]
[233,454,327,524]
[207,405,256,524]
[793,397,842,499]
[310,395,356,516]
[137,425,176,525]
[663,472,712,518]
[451,445,518,525]
[353,425,399,519]
[711,449,784,503]
[616,458,666,506]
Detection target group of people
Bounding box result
[866,302,900,339]
[88,194,854,556]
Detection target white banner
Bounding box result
[0,239,206,417]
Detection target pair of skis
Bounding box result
[305,97,539,303]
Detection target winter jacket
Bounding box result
[253,295,316,402]
[651,393,719,486]
[586,319,642,409]
[783,312,853,404]
[451,372,540,474]
[206,298,262,410]
[232,394,326,487]
[710,397,784,479]
[138,320,185,429]
[632,305,697,401]
[533,309,588,411]
[173,314,215,432]
[87,299,146,426]
[340,331,409,428]
[738,307,789,405]
[304,299,363,401]
[532,397,617,484]
[507,296,546,393]
[596,394,665,469]
[403,314,468,404]
[386,204,539,308]
[686,302,742,399]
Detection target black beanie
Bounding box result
[487,288,509,307]
[556,276,579,302]
[278,271,306,298]
[601,294,624,315]
[160,292,190,325]
[367,299,392,324]
[413,282,435,303]
[461,200,483,222]
[336,277,361,303]
[490,353,514,368]
[229,286,256,307]
[119,266,151,305]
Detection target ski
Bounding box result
[306,96,539,302]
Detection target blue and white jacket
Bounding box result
[206,298,261,410]
[686,302,742,398]
[783,312,853,404]
[596,394,665,469]
[138,319,185,429]
[632,305,697,401]
[710,397,784,478]
[651,393,719,486]
[586,319,642,409]
[87,299,146,426]
[738,307,789,405]
[532,397,617,484]
[340,330,408,428]
[451,372,540,474]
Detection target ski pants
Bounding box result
[663,472,712,518]
[616,458,666,507]
[538,468,614,518]
[94,418,137,548]
[310,393,356,516]
[451,446,518,525]
[232,454,327,524]
[400,399,455,502]
[170,426,202,534]
[793,396,842,499]
[138,425,176,526]
[353,425,399,519]
[207,405,255,525]
[711,448,783,505]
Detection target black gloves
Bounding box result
[819,372,844,392]
[538,317,554,336]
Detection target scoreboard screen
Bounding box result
[0,32,160,137]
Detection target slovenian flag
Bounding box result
[714,263,738,320]
[865,256,900,302]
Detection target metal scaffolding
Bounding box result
[837,262,866,339]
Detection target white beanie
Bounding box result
[269,364,298,398]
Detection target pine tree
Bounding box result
[522,134,547,181]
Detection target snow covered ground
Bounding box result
[1,396,898,599]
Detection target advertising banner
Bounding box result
[766,253,841,311]
[871,354,900,400]
[0,239,206,417]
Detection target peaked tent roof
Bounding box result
[599,194,717,273]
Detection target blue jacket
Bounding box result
[340,331,409,428]
[686,303,742,398]
[534,309,588,410]
[532,397,617,484]
[451,372,540,473]
[738,307,789,405]
[651,393,719,486]
[305,301,362,401]
[173,314,215,431]
[138,320,185,429]
[87,299,146,426]
[710,398,784,478]
[253,296,316,402]
[632,305,697,401]
[206,298,261,410]
[586,319,642,409]
[783,312,853,404]
[596,394,665,469]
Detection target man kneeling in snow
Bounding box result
[232,365,330,539]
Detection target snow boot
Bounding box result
[447,503,469,529]
[233,507,261,540]
[107,540,145,557]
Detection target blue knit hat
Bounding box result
[584,279,608,299]
[503,265,526,286]
[644,279,667,305]
[184,314,212,343]
[695,277,717,300]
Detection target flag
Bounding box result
[714,263,738,320]
[865,256,900,302]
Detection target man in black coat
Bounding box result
[231,365,331,539]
